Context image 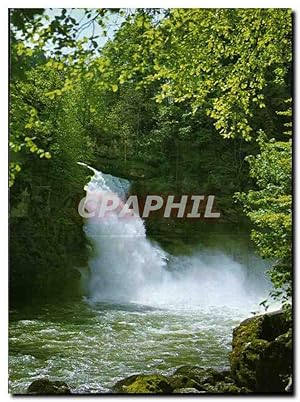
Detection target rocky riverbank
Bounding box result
[26,310,292,394]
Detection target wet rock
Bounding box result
[167,373,204,391]
[112,374,173,394]
[112,374,139,392]
[173,387,206,393]
[169,366,248,394]
[229,310,292,392]
[171,366,230,387]
[203,381,250,393]
[27,378,71,394]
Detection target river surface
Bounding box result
[9,245,272,394]
[10,298,256,394]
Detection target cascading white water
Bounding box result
[81,164,272,314]
[81,163,168,302]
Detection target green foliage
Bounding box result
[11,9,292,142]
[9,8,292,309]
[100,9,292,140]
[10,51,94,303]
[10,8,109,59]
[76,78,253,221]
[236,100,292,308]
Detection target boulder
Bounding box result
[27,378,71,394]
[229,310,292,392]
[203,381,250,393]
[169,366,248,394]
[173,388,206,393]
[167,374,205,391]
[171,366,230,386]
[112,374,173,394]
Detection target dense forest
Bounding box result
[9,8,292,394]
[10,8,292,308]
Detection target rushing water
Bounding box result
[9,166,274,394]
[9,301,250,394]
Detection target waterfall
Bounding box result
[80,163,168,303]
[80,164,272,313]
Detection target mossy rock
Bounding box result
[112,374,139,392]
[27,378,71,394]
[231,338,269,389]
[172,366,230,386]
[230,310,292,392]
[256,329,292,392]
[173,387,206,393]
[113,374,172,394]
[167,366,251,394]
[167,374,205,391]
[203,381,250,394]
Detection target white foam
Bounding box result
[82,165,273,315]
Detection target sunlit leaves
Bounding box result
[9,67,58,185]
[9,163,22,187]
[99,8,292,140]
[235,101,292,306]
[45,89,63,99]
[10,8,292,142]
